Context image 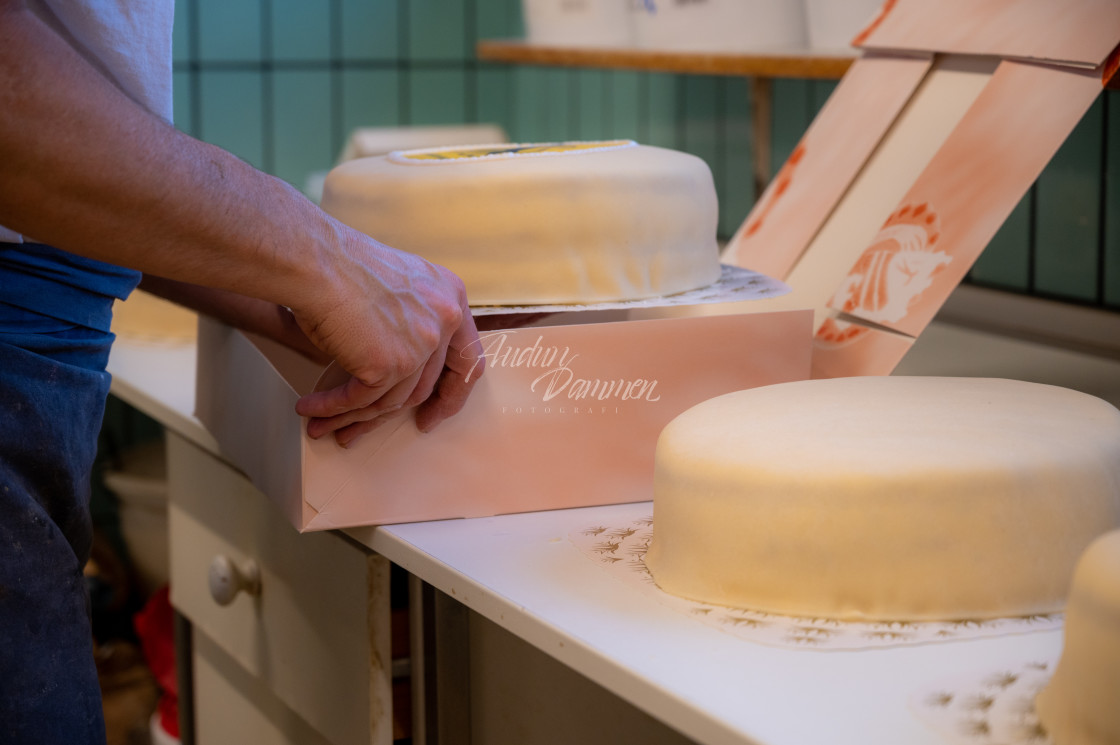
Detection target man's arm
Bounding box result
[0,0,482,442]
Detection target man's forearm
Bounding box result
[0,0,336,313]
[1,0,485,438]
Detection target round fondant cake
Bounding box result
[320,140,721,306]
[645,376,1120,621]
[1035,529,1120,745]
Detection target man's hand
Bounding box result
[290,230,484,447]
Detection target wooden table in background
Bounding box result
[476,40,856,196]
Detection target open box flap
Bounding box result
[725,8,1113,379]
[828,59,1105,339]
[195,318,312,529]
[854,0,1120,70]
[722,54,997,332]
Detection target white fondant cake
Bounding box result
[645,377,1120,621]
[1036,529,1120,745]
[320,140,721,306]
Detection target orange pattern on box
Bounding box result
[1103,42,1120,88]
[852,0,897,48]
[743,144,806,239]
[815,318,871,347]
[831,203,950,327]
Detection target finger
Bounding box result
[415,315,484,433]
[304,367,423,439]
[331,326,452,437]
[296,372,391,419]
[334,407,410,449]
[401,343,448,410]
[351,340,446,438]
[372,364,428,414]
[332,416,389,449]
[415,369,467,433]
[306,404,391,440]
[446,309,484,381]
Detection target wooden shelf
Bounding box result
[476,39,855,79]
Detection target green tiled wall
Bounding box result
[172,0,1119,314]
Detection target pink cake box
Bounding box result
[195,305,812,532]
[720,0,1120,379]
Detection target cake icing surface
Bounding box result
[645,377,1120,621]
[320,140,721,306]
[1036,529,1120,745]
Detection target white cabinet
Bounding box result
[167,432,392,745]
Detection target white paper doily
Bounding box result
[569,505,1062,651]
[910,659,1057,744]
[472,264,788,315]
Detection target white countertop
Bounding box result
[106,336,218,453]
[107,292,1120,745]
[356,502,1062,745]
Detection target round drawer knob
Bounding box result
[208,555,261,606]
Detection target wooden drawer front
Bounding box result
[167,433,391,745]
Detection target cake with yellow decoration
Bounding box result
[320,140,721,306]
[645,376,1120,622]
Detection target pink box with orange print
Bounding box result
[195,307,812,532]
[717,0,1120,378]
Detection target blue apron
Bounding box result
[1,243,141,744]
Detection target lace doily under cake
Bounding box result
[569,505,1062,651]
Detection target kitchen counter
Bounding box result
[107,290,1120,744]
